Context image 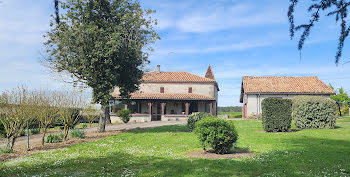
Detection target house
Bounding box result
[110,65,219,123]
[240,76,335,118]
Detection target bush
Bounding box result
[30,128,40,134]
[45,133,62,143]
[0,146,11,154]
[116,109,131,123]
[340,106,349,116]
[0,123,5,138]
[187,112,209,131]
[195,117,238,154]
[292,96,337,129]
[70,129,85,139]
[261,98,292,132]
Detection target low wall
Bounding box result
[161,115,188,121]
[110,114,151,123]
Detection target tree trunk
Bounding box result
[337,102,342,116]
[105,106,111,124]
[6,137,11,150]
[63,125,69,141]
[98,106,107,132]
[41,127,48,147]
[10,137,16,152]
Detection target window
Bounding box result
[188,87,192,93]
[160,87,164,93]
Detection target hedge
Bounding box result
[187,112,209,132]
[292,96,337,129]
[261,98,292,132]
[195,117,238,154]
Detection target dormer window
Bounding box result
[160,87,164,93]
[188,87,192,93]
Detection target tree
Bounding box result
[0,87,36,152]
[288,0,350,64]
[329,84,349,116]
[82,104,101,127]
[58,90,86,141]
[45,0,159,132]
[34,91,60,146]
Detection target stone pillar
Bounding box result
[124,104,128,109]
[161,103,166,115]
[209,102,213,115]
[185,103,190,115]
[148,103,152,115]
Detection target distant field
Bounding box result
[218,112,242,118]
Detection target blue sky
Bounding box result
[0,0,350,106]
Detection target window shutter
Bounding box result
[188,87,192,93]
[160,87,164,93]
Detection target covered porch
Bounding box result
[109,94,216,123]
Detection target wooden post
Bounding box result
[209,102,213,115]
[185,103,190,115]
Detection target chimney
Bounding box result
[157,65,160,73]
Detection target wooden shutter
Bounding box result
[160,87,164,93]
[188,87,192,93]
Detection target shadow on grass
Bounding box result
[1,135,350,176]
[130,124,190,134]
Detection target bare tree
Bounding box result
[82,104,101,127]
[34,90,60,146]
[0,87,35,152]
[58,90,86,141]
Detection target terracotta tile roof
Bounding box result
[242,76,335,94]
[113,93,215,101]
[205,65,215,80]
[142,71,215,83]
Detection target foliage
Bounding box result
[288,0,350,64]
[45,133,62,143]
[44,0,159,132]
[0,146,11,154]
[30,128,40,135]
[329,84,349,116]
[81,124,88,129]
[261,98,292,132]
[195,118,238,154]
[218,106,242,113]
[1,119,350,176]
[0,122,5,138]
[187,112,209,131]
[340,106,349,116]
[70,129,85,139]
[292,96,337,129]
[116,109,131,123]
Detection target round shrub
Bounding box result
[70,129,85,139]
[45,133,62,143]
[195,117,238,154]
[261,98,292,132]
[30,128,40,135]
[292,96,337,129]
[187,112,209,131]
[116,109,131,123]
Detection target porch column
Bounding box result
[161,103,166,115]
[185,103,190,115]
[124,104,128,109]
[148,103,152,115]
[209,102,213,115]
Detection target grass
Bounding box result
[1,118,350,176]
[219,111,242,118]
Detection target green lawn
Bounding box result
[1,118,350,176]
[219,111,242,118]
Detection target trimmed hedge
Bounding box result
[187,112,209,132]
[292,96,337,129]
[261,98,292,132]
[195,117,238,154]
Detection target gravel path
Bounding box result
[0,120,186,147]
